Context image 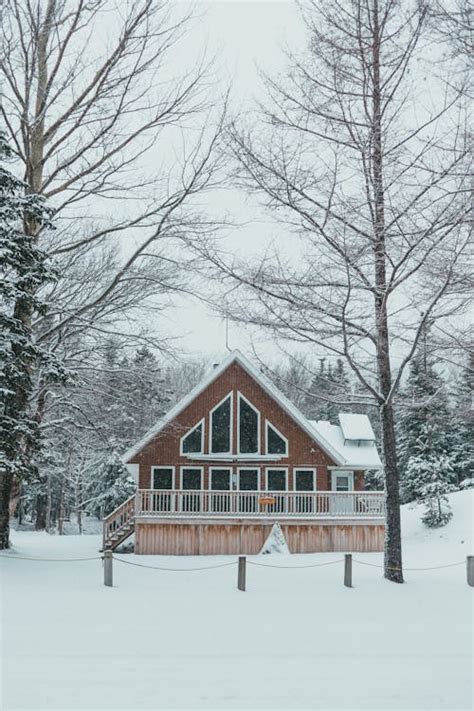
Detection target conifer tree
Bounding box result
[305,358,351,423]
[450,353,474,486]
[398,328,456,507]
[0,132,58,547]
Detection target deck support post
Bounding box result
[467,556,474,587]
[238,556,246,592]
[344,553,352,588]
[104,549,113,587]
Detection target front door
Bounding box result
[331,471,354,514]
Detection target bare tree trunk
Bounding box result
[0,473,14,549]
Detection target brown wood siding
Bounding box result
[129,361,356,490]
[135,521,384,555]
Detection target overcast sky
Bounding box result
[168,1,305,362]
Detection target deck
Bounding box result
[103,490,385,553]
[136,489,385,519]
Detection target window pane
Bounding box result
[295,470,314,491]
[336,475,349,491]
[267,470,286,491]
[182,423,202,453]
[211,469,231,490]
[211,397,231,452]
[182,468,202,489]
[153,468,173,489]
[239,398,258,453]
[239,470,259,491]
[267,424,286,454]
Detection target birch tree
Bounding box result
[204,0,470,581]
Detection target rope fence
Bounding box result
[1,550,473,589]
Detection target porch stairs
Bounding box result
[102,495,135,550]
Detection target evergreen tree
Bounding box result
[88,451,136,519]
[0,132,59,547]
[450,353,474,486]
[305,358,351,423]
[405,455,456,527]
[398,329,456,504]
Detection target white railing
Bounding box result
[136,490,385,519]
[103,495,135,548]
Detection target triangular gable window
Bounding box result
[238,393,260,454]
[181,420,204,454]
[266,421,288,455]
[210,394,232,453]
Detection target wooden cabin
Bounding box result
[103,351,385,554]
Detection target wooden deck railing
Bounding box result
[103,495,135,549]
[136,489,385,519]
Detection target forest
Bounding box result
[1,0,472,586]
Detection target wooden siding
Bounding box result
[129,360,366,491]
[135,520,384,555]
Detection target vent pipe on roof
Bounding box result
[212,362,219,369]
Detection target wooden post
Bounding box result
[344,553,352,588]
[104,549,113,587]
[238,555,246,592]
[467,556,474,587]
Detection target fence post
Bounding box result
[467,556,474,587]
[238,556,246,592]
[344,554,352,588]
[104,549,113,587]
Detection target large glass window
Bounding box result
[152,467,173,489]
[181,421,203,454]
[239,395,259,453]
[238,468,259,512]
[211,395,231,453]
[151,467,173,512]
[210,468,231,490]
[267,469,287,491]
[294,469,314,513]
[294,470,314,491]
[182,468,202,489]
[239,469,259,491]
[181,467,202,512]
[266,422,287,455]
[210,468,231,512]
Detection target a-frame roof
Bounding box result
[123,350,381,468]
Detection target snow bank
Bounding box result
[1,490,472,710]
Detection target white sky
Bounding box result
[168,0,305,361]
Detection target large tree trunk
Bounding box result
[35,494,47,531]
[380,401,404,582]
[371,0,403,583]
[0,473,14,549]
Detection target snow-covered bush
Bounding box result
[406,455,457,527]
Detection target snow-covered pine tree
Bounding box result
[305,358,351,423]
[405,454,456,527]
[88,451,136,520]
[398,328,456,504]
[450,353,473,486]
[0,131,59,548]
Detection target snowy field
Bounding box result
[1,491,472,711]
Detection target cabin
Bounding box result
[103,350,385,554]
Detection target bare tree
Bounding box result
[0,0,226,544]
[200,0,471,581]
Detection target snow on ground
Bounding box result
[1,491,472,711]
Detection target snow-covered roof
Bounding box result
[338,413,375,442]
[309,420,382,469]
[123,350,382,470]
